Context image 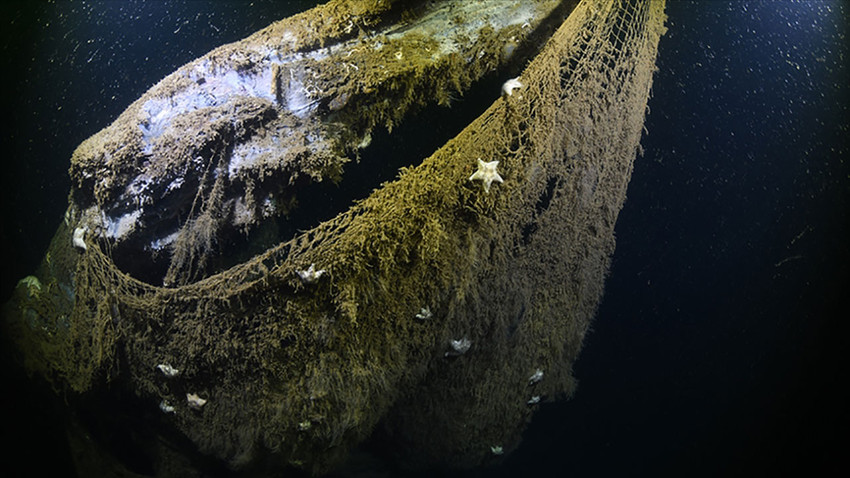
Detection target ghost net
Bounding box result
[4,0,666,475]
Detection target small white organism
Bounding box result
[159,400,175,414]
[445,337,471,357]
[501,77,523,97]
[186,393,207,410]
[469,158,504,194]
[18,276,42,298]
[414,306,433,320]
[528,368,544,385]
[490,445,504,455]
[156,363,180,377]
[73,227,88,251]
[296,263,326,284]
[527,395,541,405]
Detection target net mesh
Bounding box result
[3,0,666,474]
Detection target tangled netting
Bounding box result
[4,0,666,475]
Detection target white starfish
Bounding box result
[469,158,504,193]
[296,263,325,284]
[501,77,523,97]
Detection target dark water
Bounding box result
[1,1,846,476]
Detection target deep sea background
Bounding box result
[1,1,846,476]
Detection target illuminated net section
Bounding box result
[4,0,666,474]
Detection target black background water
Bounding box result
[1,1,846,476]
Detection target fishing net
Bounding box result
[3,0,666,475]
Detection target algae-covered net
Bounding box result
[3,0,666,475]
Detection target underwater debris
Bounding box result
[1,0,668,473]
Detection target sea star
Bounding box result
[469,158,504,193]
[501,77,523,97]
